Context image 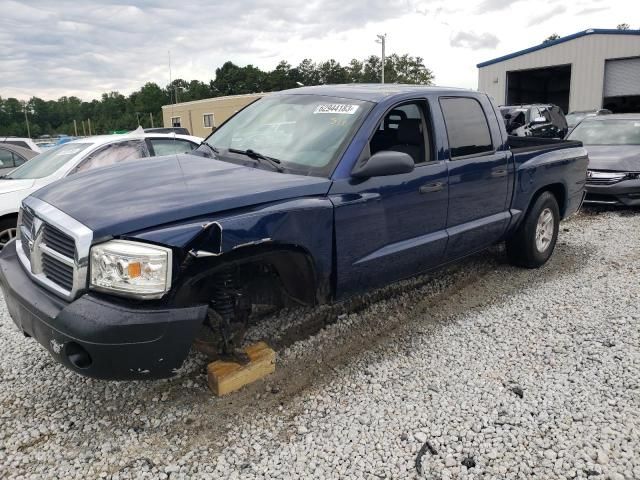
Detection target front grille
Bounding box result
[43,224,76,258]
[20,237,31,263]
[22,208,34,232]
[586,171,627,185]
[16,198,92,301]
[42,253,74,291]
[584,193,620,205]
[587,177,624,185]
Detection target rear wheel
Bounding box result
[507,191,560,268]
[0,218,17,251]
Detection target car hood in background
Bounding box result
[32,154,332,239]
[585,145,640,172]
[0,179,36,195]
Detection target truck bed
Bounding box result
[508,136,583,154]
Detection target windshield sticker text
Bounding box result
[314,104,359,115]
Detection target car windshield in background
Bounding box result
[565,112,590,128]
[2,142,93,179]
[205,94,371,175]
[567,119,640,145]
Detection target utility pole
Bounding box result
[149,112,154,128]
[136,112,141,126]
[87,118,92,136]
[376,34,387,83]
[82,120,86,136]
[73,120,78,136]
[23,104,31,139]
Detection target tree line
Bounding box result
[0,54,434,137]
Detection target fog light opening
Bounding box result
[65,342,92,369]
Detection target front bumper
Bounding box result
[0,240,207,380]
[585,178,640,206]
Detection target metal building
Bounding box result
[162,93,262,138]
[477,29,640,114]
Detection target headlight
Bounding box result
[90,240,172,299]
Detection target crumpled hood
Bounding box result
[586,145,640,172]
[0,179,35,195]
[32,154,331,239]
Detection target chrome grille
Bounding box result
[43,224,76,258]
[16,198,93,301]
[22,207,34,233]
[586,171,627,185]
[42,253,74,291]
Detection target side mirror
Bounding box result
[352,151,414,179]
[532,116,547,124]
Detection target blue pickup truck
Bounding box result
[0,85,588,379]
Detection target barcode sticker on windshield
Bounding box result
[314,104,359,115]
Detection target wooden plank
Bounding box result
[207,342,276,396]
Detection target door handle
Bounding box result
[490,169,508,178]
[419,182,444,194]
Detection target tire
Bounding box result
[506,191,560,268]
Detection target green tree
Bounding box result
[543,33,561,44]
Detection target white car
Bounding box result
[0,132,203,249]
[0,137,42,153]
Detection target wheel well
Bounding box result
[534,183,566,218]
[173,245,322,307]
[0,212,18,225]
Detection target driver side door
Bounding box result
[329,100,449,300]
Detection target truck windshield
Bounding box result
[3,142,92,179]
[204,94,372,176]
[567,119,640,145]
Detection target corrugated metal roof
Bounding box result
[477,29,640,68]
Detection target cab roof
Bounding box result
[274,84,471,102]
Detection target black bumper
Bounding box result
[585,179,640,206]
[0,241,207,380]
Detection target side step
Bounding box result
[207,342,276,396]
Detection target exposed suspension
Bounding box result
[207,267,250,363]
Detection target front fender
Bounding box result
[128,197,335,300]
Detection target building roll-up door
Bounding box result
[604,57,640,97]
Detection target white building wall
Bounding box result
[478,33,640,112]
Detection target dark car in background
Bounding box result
[144,127,191,135]
[0,144,37,175]
[567,114,640,206]
[566,109,612,131]
[500,104,568,139]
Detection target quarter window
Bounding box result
[203,114,214,128]
[440,97,493,158]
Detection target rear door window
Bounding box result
[440,97,493,158]
[75,140,147,173]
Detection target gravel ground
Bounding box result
[1,208,639,479]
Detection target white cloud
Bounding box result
[0,0,636,100]
[450,31,500,50]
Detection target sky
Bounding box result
[0,0,636,101]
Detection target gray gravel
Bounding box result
[1,208,639,479]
